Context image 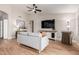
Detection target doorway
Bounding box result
[0,20,3,38]
[0,10,8,39]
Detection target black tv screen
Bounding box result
[41,19,55,29]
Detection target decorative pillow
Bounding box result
[19,32,28,35]
[28,32,40,37]
[40,32,46,37]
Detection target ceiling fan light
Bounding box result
[33,9,35,11]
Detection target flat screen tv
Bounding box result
[41,19,55,29]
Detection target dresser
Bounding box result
[62,32,72,45]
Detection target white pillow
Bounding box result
[28,32,40,37]
[19,32,28,35]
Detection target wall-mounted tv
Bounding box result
[41,19,55,29]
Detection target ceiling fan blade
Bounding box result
[28,10,32,11]
[26,6,33,9]
[36,9,42,12]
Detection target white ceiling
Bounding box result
[11,4,79,14]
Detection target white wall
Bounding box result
[28,13,76,40]
[0,5,28,39]
[10,6,28,38]
[75,9,79,41]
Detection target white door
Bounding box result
[0,20,3,38]
[3,20,8,39]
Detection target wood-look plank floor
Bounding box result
[0,39,79,55]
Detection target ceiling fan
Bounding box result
[26,4,42,13]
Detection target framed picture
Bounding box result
[16,19,25,29]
